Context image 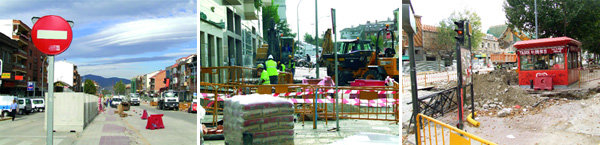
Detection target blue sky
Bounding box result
[0,0,197,79]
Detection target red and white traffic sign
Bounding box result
[31,15,73,55]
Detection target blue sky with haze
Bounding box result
[0,0,197,79]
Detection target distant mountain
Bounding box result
[82,74,130,90]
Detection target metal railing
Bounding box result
[416,113,497,145]
[199,82,399,127]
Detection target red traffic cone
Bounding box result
[141,110,148,120]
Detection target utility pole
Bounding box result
[313,0,319,130]
[535,0,538,39]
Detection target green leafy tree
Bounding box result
[430,10,484,62]
[304,33,314,44]
[83,79,97,95]
[102,89,110,97]
[113,80,126,95]
[505,0,600,53]
[277,20,296,38]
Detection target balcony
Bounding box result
[14,49,28,59]
[13,64,26,73]
[223,0,241,5]
[12,34,29,46]
[243,1,258,20]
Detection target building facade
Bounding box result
[165,54,196,102]
[150,70,166,97]
[54,60,81,92]
[200,0,264,84]
[0,19,48,96]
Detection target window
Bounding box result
[520,53,565,70]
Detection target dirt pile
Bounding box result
[472,70,540,107]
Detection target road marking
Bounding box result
[122,118,151,145]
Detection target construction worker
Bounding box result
[266,55,279,84]
[288,55,296,76]
[257,64,270,85]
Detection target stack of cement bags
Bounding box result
[224,95,295,145]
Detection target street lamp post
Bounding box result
[297,0,302,56]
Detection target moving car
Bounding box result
[16,98,33,115]
[32,98,45,112]
[129,93,140,106]
[158,91,179,110]
[0,95,16,118]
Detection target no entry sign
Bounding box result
[31,15,73,55]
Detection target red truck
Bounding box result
[490,53,517,69]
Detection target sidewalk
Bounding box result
[74,104,196,145]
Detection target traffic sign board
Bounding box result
[31,15,73,55]
[27,82,34,91]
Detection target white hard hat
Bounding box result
[268,55,273,59]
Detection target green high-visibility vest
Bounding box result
[266,60,278,76]
[281,64,286,72]
[260,70,270,85]
[288,60,295,69]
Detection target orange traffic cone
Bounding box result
[141,110,148,120]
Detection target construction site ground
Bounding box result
[402,69,600,144]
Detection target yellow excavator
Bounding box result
[498,27,531,49]
[321,24,399,85]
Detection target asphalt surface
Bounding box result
[132,103,196,124]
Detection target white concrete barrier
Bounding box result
[44,92,99,132]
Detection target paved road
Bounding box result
[0,111,77,145]
[133,103,196,124]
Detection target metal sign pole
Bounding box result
[46,55,54,144]
[313,0,319,130]
[331,8,339,131]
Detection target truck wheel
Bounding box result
[364,70,382,80]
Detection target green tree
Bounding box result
[304,33,314,44]
[101,89,110,97]
[83,79,97,95]
[277,20,296,38]
[113,80,126,95]
[430,10,484,62]
[504,0,600,53]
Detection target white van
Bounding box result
[110,96,124,108]
[32,98,45,112]
[16,98,33,115]
[0,95,16,118]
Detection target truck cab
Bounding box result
[129,93,140,106]
[0,95,16,118]
[158,91,179,110]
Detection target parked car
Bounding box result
[32,98,45,112]
[188,100,197,113]
[110,97,123,108]
[16,98,33,115]
[0,95,16,118]
[158,91,179,110]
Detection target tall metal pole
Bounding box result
[313,0,319,130]
[535,0,538,39]
[408,31,419,145]
[332,8,339,131]
[468,21,475,119]
[297,0,302,55]
[46,55,54,145]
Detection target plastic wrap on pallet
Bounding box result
[224,94,295,145]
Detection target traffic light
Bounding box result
[454,20,465,44]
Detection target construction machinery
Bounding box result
[490,53,517,69]
[256,36,295,69]
[498,27,531,49]
[321,25,399,85]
